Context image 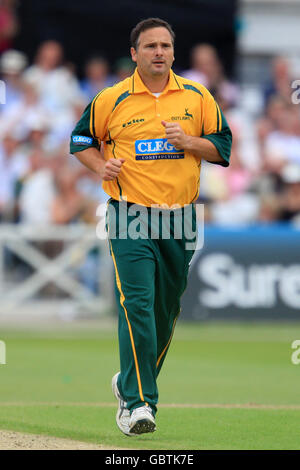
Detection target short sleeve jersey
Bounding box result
[70,68,232,207]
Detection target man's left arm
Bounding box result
[162,92,232,166]
[162,122,228,164]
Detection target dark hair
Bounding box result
[130,18,175,50]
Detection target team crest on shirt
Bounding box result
[171,108,194,121]
[135,138,184,160]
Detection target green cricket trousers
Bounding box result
[106,198,197,415]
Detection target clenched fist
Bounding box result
[102,158,125,181]
[161,121,190,150]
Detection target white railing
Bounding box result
[0,224,114,317]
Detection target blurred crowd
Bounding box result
[1,36,300,230]
[0,40,136,227]
[195,49,300,228]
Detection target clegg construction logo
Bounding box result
[0,340,6,365]
[171,108,193,121]
[135,138,184,160]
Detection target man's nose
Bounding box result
[155,46,164,56]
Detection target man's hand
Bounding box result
[161,121,225,164]
[102,158,125,181]
[161,121,190,150]
[73,148,126,179]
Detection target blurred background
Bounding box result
[0,0,300,324]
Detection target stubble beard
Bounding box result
[149,62,170,77]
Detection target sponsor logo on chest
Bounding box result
[135,138,184,160]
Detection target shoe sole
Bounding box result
[130,418,156,435]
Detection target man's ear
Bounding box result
[130,47,137,63]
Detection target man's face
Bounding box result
[131,27,174,78]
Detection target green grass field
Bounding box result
[1,321,300,449]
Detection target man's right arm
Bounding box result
[73,147,105,176]
[70,96,125,181]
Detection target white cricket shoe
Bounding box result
[112,372,137,436]
[129,405,156,434]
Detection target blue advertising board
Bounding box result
[181,224,300,321]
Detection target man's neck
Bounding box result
[137,69,170,93]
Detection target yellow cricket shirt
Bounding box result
[70,68,232,207]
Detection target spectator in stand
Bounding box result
[113,57,135,83]
[0,81,48,142]
[80,55,113,102]
[181,44,208,86]
[263,105,300,171]
[263,56,294,108]
[0,133,29,220]
[0,49,27,111]
[0,0,18,54]
[26,113,50,151]
[258,194,281,224]
[209,189,259,226]
[51,166,97,225]
[45,97,88,155]
[256,96,288,151]
[18,149,56,224]
[23,40,83,114]
[182,43,239,107]
[214,82,260,171]
[249,94,300,215]
[278,163,300,225]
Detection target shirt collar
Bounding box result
[130,67,183,95]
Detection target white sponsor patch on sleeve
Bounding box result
[72,135,93,145]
